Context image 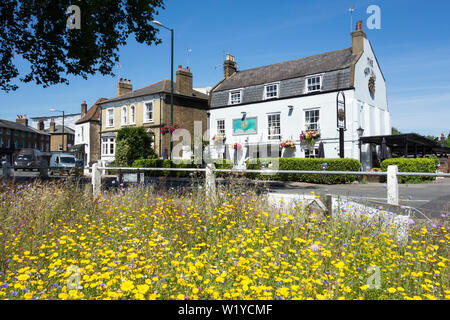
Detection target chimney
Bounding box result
[81,100,88,116]
[38,120,44,131]
[16,115,28,127]
[351,20,366,55]
[117,78,133,96]
[224,53,237,79]
[50,119,55,133]
[175,65,193,95]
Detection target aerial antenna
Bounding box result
[116,63,122,80]
[186,47,192,68]
[348,6,355,33]
[214,50,226,71]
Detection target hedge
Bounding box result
[246,158,362,184]
[380,158,435,183]
[132,158,233,178]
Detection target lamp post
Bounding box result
[357,126,364,165]
[49,109,65,151]
[152,20,174,160]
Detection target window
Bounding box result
[229,90,242,105]
[267,113,281,140]
[7,139,10,148]
[305,148,319,158]
[102,137,116,155]
[14,140,18,148]
[130,105,136,124]
[144,102,153,123]
[81,126,84,142]
[107,109,114,127]
[0,138,2,148]
[109,138,114,154]
[121,107,127,125]
[306,75,322,92]
[305,109,320,130]
[264,83,279,99]
[217,120,225,135]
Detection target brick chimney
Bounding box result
[37,120,44,131]
[117,78,133,96]
[81,100,88,116]
[16,115,28,127]
[175,65,193,95]
[224,53,237,79]
[50,119,55,133]
[351,20,366,55]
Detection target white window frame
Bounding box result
[143,101,154,123]
[304,108,320,131]
[217,119,225,135]
[121,106,127,126]
[264,82,280,100]
[305,148,319,158]
[267,112,281,141]
[102,137,116,155]
[106,108,114,127]
[130,105,136,124]
[305,74,323,93]
[228,89,243,105]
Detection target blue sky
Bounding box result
[0,0,449,136]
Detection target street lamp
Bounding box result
[357,126,364,165]
[49,109,65,151]
[152,20,174,160]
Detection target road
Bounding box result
[3,171,449,218]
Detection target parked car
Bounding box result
[14,149,48,171]
[49,153,79,175]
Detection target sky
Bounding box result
[0,0,449,136]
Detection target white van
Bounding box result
[49,153,77,175]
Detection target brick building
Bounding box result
[43,119,75,152]
[0,116,50,163]
[98,66,209,164]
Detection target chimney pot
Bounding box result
[117,76,133,96]
[178,65,182,70]
[224,53,237,79]
[351,21,366,55]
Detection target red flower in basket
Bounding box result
[232,143,242,150]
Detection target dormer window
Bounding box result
[306,75,322,93]
[264,83,279,99]
[229,90,242,105]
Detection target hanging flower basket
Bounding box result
[160,124,183,135]
[212,134,226,142]
[232,142,242,150]
[280,139,296,149]
[300,130,320,149]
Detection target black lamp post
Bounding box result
[49,109,65,151]
[152,20,174,160]
[357,126,364,164]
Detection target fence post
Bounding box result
[92,162,101,196]
[387,165,399,205]
[2,162,11,180]
[205,163,216,199]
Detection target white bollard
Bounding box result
[91,162,101,196]
[205,163,216,199]
[387,165,399,206]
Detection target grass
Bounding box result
[0,179,448,300]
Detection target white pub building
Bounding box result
[208,21,391,170]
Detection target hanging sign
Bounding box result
[336,91,346,129]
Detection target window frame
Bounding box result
[304,109,320,131]
[130,105,136,124]
[121,106,128,126]
[106,108,114,128]
[263,82,280,100]
[216,119,225,135]
[305,148,320,158]
[228,89,243,105]
[267,112,281,141]
[305,74,323,93]
[143,101,154,123]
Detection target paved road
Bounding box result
[3,171,449,218]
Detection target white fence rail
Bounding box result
[90,163,450,206]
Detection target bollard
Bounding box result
[205,163,216,199]
[2,162,11,180]
[387,165,399,205]
[92,162,101,196]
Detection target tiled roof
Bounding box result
[75,98,108,124]
[0,119,49,135]
[214,48,357,92]
[44,125,75,135]
[98,79,209,105]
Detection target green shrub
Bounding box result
[380,158,435,183]
[246,158,361,184]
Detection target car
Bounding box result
[49,153,78,175]
[14,149,48,171]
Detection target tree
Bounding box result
[391,127,401,135]
[0,0,165,92]
[115,126,156,166]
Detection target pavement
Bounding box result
[3,170,449,218]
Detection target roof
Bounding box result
[30,113,81,120]
[0,119,50,135]
[214,48,357,92]
[75,98,108,124]
[44,125,75,135]
[98,79,209,105]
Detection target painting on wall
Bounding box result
[232,117,257,135]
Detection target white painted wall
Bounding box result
[74,122,90,166]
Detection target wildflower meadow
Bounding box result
[0,180,448,300]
